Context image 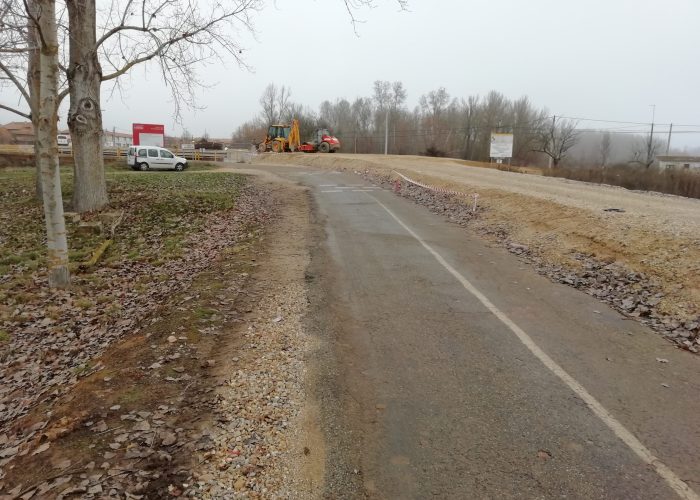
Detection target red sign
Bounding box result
[132,123,165,146]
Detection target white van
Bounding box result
[57,134,71,147]
[127,146,188,171]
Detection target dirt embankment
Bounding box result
[253,153,700,339]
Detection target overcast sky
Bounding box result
[2,0,700,146]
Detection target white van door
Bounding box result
[147,148,162,169]
[136,148,149,169]
[127,146,136,167]
[159,149,176,169]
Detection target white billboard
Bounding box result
[490,133,514,158]
[139,133,164,147]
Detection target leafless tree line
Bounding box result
[236,81,672,172]
[233,82,581,166]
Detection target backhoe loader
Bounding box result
[257,119,340,153]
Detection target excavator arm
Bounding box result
[288,119,301,152]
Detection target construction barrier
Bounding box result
[392,170,480,213]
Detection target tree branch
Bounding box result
[101,9,242,82]
[0,59,31,108]
[0,46,34,53]
[57,86,68,105]
[101,51,154,81]
[96,24,148,51]
[0,102,31,119]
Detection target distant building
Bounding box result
[0,121,34,145]
[657,156,700,171]
[0,127,13,145]
[103,129,133,148]
[0,122,134,149]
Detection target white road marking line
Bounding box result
[369,195,699,500]
[352,189,376,192]
[320,184,337,187]
[321,190,343,193]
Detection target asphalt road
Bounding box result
[251,164,700,499]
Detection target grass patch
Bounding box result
[0,167,247,325]
[0,330,9,342]
[117,385,147,406]
[194,306,217,319]
[75,298,93,309]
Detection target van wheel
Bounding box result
[174,163,184,172]
[139,162,149,171]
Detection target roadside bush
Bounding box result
[423,145,446,157]
[543,164,700,199]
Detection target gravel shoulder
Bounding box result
[187,173,320,498]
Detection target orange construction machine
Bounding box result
[258,119,340,153]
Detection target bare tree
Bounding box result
[509,96,546,164]
[0,0,52,196]
[258,82,294,125]
[0,1,35,120]
[3,0,72,287]
[259,83,278,124]
[372,80,391,110]
[66,0,106,213]
[351,97,373,133]
[629,132,662,168]
[419,87,449,148]
[389,81,406,152]
[341,0,409,32]
[276,85,291,122]
[533,116,580,167]
[390,81,406,110]
[36,0,69,286]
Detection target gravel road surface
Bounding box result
[253,153,700,322]
[262,154,700,238]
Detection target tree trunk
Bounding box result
[27,0,42,199]
[66,0,108,213]
[37,0,70,287]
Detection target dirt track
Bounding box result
[251,153,700,322]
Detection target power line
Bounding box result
[555,115,669,126]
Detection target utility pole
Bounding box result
[666,123,673,155]
[384,108,389,155]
